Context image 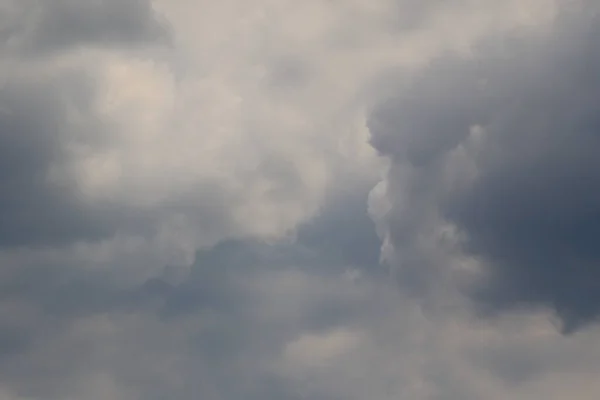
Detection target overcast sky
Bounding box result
[2,1,600,399]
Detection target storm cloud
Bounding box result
[3,0,600,399]
[368,3,600,332]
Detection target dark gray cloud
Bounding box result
[163,185,382,320]
[1,0,168,56]
[0,188,381,399]
[296,181,382,271]
[7,1,600,399]
[0,0,180,249]
[0,71,118,248]
[0,73,173,249]
[368,4,600,332]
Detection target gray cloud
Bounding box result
[0,191,382,399]
[0,0,173,250]
[6,1,600,399]
[368,4,600,332]
[0,74,176,250]
[2,108,600,399]
[0,71,116,248]
[1,0,168,56]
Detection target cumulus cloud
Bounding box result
[0,0,554,256]
[0,192,383,399]
[3,0,600,399]
[7,208,600,400]
[368,2,600,331]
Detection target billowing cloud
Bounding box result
[7,204,600,400]
[368,2,600,331]
[0,0,553,256]
[3,0,600,399]
[0,189,383,399]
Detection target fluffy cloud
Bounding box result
[2,0,600,399]
[0,0,555,256]
[5,207,600,400]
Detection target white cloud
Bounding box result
[34,0,560,263]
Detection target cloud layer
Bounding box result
[2,0,600,399]
[368,2,600,332]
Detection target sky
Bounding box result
[2,0,600,399]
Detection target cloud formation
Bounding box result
[1,0,168,55]
[368,2,600,331]
[3,0,600,399]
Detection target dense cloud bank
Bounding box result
[2,0,600,399]
[368,3,600,331]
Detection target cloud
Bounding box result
[0,62,116,248]
[4,178,600,400]
[0,192,384,399]
[0,0,173,251]
[3,195,600,400]
[1,0,168,55]
[4,0,600,400]
[367,2,600,331]
[0,0,552,256]
[1,0,390,260]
